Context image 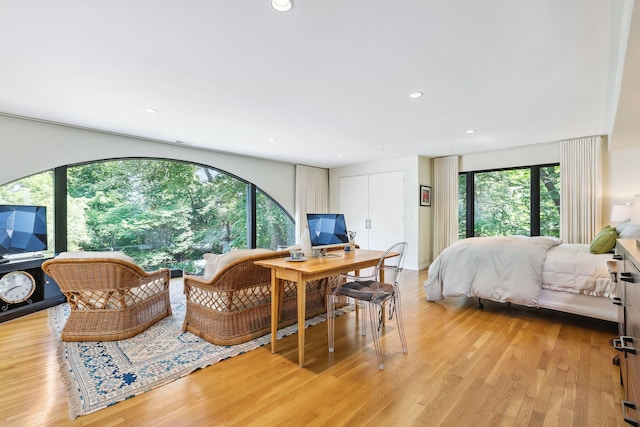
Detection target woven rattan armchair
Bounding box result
[183,249,340,345]
[42,254,172,342]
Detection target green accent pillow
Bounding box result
[590,226,617,254]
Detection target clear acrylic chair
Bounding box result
[327,242,408,369]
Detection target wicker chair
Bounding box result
[183,249,341,345]
[42,255,172,342]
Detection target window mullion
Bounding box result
[467,172,474,238]
[531,167,540,236]
[248,183,257,248]
[54,166,68,253]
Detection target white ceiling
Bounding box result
[0,1,636,168]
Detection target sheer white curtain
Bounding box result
[295,165,329,242]
[560,135,603,243]
[433,155,459,257]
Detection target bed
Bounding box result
[423,235,619,321]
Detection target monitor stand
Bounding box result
[311,248,329,257]
[311,248,341,258]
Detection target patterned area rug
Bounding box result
[48,279,352,419]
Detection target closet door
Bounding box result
[339,175,370,248]
[339,171,403,250]
[368,171,403,250]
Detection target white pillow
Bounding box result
[616,219,631,234]
[215,249,273,273]
[202,253,220,279]
[619,224,640,238]
[56,251,136,264]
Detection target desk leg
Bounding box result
[271,269,279,354]
[297,271,306,368]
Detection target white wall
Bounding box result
[418,155,433,269]
[329,156,427,271]
[0,115,296,215]
[604,146,640,211]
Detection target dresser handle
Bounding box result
[622,400,639,426]
[613,336,637,354]
[613,297,623,306]
[622,276,635,283]
[614,254,623,260]
[613,338,623,352]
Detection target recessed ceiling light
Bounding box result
[465,129,476,134]
[409,91,423,98]
[338,154,344,158]
[268,138,277,143]
[144,108,158,113]
[271,0,293,12]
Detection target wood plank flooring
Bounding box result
[0,269,626,426]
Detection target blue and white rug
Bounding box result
[48,280,352,419]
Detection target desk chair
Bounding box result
[327,242,408,369]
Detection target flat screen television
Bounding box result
[306,213,349,252]
[0,205,48,263]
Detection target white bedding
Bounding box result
[424,236,617,309]
[541,243,617,297]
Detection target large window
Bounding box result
[0,158,294,273]
[459,164,560,238]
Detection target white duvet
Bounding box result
[424,236,616,307]
[541,243,617,297]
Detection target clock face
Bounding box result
[0,271,36,304]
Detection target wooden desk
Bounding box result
[255,249,386,367]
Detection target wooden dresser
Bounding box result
[615,239,640,425]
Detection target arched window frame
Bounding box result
[1,157,294,273]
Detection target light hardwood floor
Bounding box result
[0,269,626,426]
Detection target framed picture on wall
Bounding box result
[420,185,431,207]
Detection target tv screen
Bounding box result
[306,213,349,248]
[0,205,48,256]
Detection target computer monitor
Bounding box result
[306,213,349,254]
